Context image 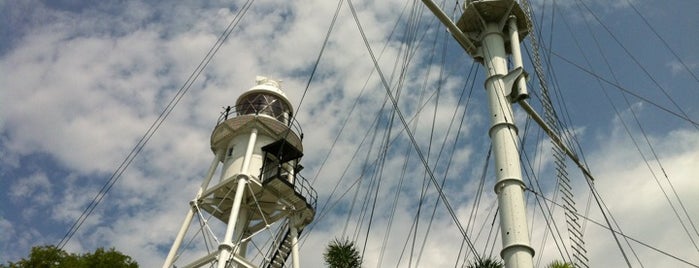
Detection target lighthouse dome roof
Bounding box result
[235,76,292,113]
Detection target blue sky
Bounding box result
[1,0,698,267]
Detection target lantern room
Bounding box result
[235,76,293,125]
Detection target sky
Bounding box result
[1,0,699,267]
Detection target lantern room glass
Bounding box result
[237,93,291,124]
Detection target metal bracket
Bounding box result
[501,67,527,102]
[512,69,530,102]
[497,1,517,31]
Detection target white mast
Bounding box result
[163,76,316,268]
[456,1,534,267]
[424,0,534,267]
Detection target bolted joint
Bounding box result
[218,243,233,252]
[501,242,536,258]
[494,177,526,194]
[488,121,519,139]
[236,174,251,183]
[484,67,527,102]
[289,213,305,229]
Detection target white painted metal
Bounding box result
[182,251,257,268]
[234,208,250,256]
[421,1,535,266]
[163,149,224,268]
[164,77,314,268]
[184,252,218,268]
[221,132,275,184]
[202,149,226,193]
[163,208,194,268]
[216,175,249,268]
[289,219,301,268]
[481,22,534,268]
[418,8,534,265]
[241,128,258,174]
[507,16,528,101]
[217,128,257,268]
[419,0,477,55]
[518,100,595,182]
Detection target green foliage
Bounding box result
[546,260,574,268]
[323,238,362,268]
[1,245,138,268]
[80,247,138,268]
[466,257,504,268]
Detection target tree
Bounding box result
[1,245,138,268]
[323,238,361,268]
[546,260,574,268]
[81,247,138,268]
[466,257,504,268]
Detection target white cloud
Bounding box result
[667,60,699,77]
[1,1,698,268]
[577,127,699,267]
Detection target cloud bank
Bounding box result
[1,0,698,267]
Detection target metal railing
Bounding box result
[292,173,317,211]
[261,164,317,211]
[215,104,303,138]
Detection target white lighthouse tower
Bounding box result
[163,76,317,268]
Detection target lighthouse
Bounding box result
[163,76,317,268]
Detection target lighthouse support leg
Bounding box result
[290,216,301,268]
[217,129,258,268]
[163,150,224,268]
[481,23,535,268]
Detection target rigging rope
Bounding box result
[362,83,398,266]
[526,187,699,268]
[305,84,446,245]
[570,0,699,253]
[397,61,478,268]
[388,3,436,267]
[412,15,448,267]
[403,14,441,268]
[304,0,345,187]
[56,0,255,249]
[575,0,698,132]
[364,1,437,262]
[520,99,635,268]
[519,118,572,264]
[347,0,482,262]
[550,50,699,128]
[622,0,699,85]
[565,0,699,260]
[522,0,587,265]
[353,3,427,257]
[465,1,582,265]
[415,45,476,266]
